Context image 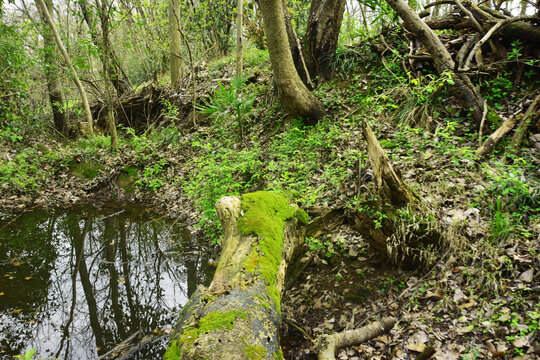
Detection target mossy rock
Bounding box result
[69,160,104,180]
[116,166,138,193]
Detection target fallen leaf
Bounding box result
[458,300,477,309]
[513,333,533,348]
[453,288,467,303]
[519,269,533,283]
[407,343,426,353]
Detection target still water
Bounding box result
[0,204,214,359]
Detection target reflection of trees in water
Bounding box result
[0,212,58,355]
[0,207,214,359]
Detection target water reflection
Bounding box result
[0,204,214,359]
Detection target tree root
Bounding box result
[315,317,396,360]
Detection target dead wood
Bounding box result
[361,118,419,206]
[315,317,396,360]
[511,94,540,153]
[461,15,540,71]
[477,94,540,158]
[306,208,346,238]
[164,192,307,359]
[387,0,489,125]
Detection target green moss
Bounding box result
[69,160,104,179]
[165,310,248,358]
[255,295,271,311]
[242,344,267,359]
[272,349,284,360]
[116,165,138,193]
[486,106,502,126]
[244,248,261,274]
[238,191,307,288]
[163,339,181,360]
[197,310,247,334]
[266,285,281,314]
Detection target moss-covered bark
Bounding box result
[165,192,307,359]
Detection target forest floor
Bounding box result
[1,43,539,359]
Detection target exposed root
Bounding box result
[315,317,396,360]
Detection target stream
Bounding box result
[0,204,215,359]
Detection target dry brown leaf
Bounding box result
[406,343,426,352]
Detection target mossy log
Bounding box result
[164,192,308,360]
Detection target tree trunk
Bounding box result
[236,0,243,77]
[303,0,346,81]
[79,0,129,96]
[386,0,493,125]
[169,0,183,87]
[165,192,308,359]
[36,0,68,135]
[259,0,325,123]
[282,2,312,88]
[97,0,118,148]
[35,0,94,134]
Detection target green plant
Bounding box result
[14,348,35,360]
[0,149,48,191]
[197,75,255,139]
[136,159,167,190]
[507,40,523,60]
[183,139,263,242]
[305,236,345,258]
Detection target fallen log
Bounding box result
[477,94,540,158]
[164,191,308,359]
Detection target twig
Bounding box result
[452,0,483,33]
[285,318,315,343]
[97,209,124,221]
[423,0,454,9]
[478,99,488,146]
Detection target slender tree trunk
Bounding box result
[282,2,313,88]
[169,0,183,88]
[36,0,68,135]
[259,0,324,122]
[236,0,243,77]
[35,0,94,134]
[303,0,346,80]
[385,0,492,124]
[79,0,129,96]
[97,0,119,148]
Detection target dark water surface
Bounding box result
[0,204,214,359]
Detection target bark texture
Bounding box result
[259,0,324,122]
[303,0,346,80]
[169,0,183,87]
[37,0,67,135]
[165,192,308,359]
[386,0,489,124]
